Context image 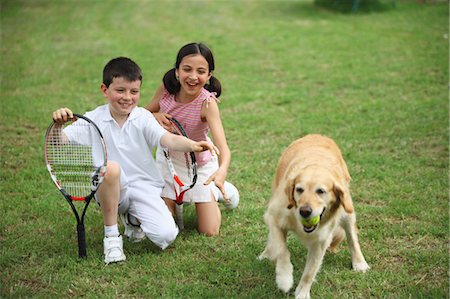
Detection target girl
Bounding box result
[147,42,239,236]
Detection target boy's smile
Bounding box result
[101,77,141,123]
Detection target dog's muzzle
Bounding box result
[301,208,325,233]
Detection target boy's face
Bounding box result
[100,77,141,119]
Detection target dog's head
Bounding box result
[285,166,354,233]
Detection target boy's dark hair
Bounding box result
[163,42,222,97]
[103,57,142,87]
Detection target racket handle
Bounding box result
[175,204,184,230]
[77,223,87,258]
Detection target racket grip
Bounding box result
[175,205,184,230]
[77,223,87,258]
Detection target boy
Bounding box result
[52,57,218,263]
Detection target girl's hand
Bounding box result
[204,169,228,200]
[153,112,174,132]
[52,108,74,124]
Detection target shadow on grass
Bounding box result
[261,0,395,22]
[314,0,395,14]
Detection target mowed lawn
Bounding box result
[1,1,448,298]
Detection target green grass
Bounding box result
[1,0,448,298]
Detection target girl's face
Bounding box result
[176,54,211,101]
[101,76,140,119]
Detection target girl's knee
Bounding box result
[198,217,221,236]
[199,226,220,237]
[196,201,221,236]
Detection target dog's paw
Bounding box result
[276,273,293,293]
[258,252,268,261]
[295,285,311,299]
[258,248,275,261]
[353,260,370,272]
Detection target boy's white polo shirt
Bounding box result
[84,104,166,189]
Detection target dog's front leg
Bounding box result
[342,213,370,272]
[275,243,293,293]
[294,243,327,299]
[259,214,287,260]
[259,217,293,293]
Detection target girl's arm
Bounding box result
[202,99,231,197]
[147,84,173,131]
[146,84,164,112]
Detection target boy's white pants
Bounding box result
[99,169,179,250]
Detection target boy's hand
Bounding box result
[192,141,220,156]
[52,108,74,124]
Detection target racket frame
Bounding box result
[45,113,107,258]
[163,117,198,229]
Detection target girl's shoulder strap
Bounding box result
[200,88,220,108]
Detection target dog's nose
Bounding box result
[299,207,312,218]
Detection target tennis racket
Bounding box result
[45,113,107,258]
[163,117,198,230]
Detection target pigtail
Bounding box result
[163,68,180,95]
[205,75,222,98]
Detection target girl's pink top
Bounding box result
[159,87,218,166]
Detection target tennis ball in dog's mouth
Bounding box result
[302,215,320,227]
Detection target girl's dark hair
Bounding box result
[163,42,221,97]
[103,57,142,87]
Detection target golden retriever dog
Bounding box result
[259,134,369,299]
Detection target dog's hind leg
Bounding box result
[328,227,345,253]
[342,213,370,272]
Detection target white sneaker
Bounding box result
[218,181,239,210]
[103,235,126,264]
[120,213,146,243]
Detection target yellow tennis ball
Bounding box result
[302,215,320,227]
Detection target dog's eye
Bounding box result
[295,187,304,194]
[316,188,326,195]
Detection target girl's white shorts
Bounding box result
[156,148,221,203]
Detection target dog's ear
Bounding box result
[284,178,297,210]
[333,183,354,214]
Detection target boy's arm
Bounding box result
[51,107,74,143]
[53,107,74,124]
[160,132,219,155]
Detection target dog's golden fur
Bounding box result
[259,134,369,299]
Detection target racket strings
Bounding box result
[46,120,105,198]
[168,124,193,182]
[184,152,192,181]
